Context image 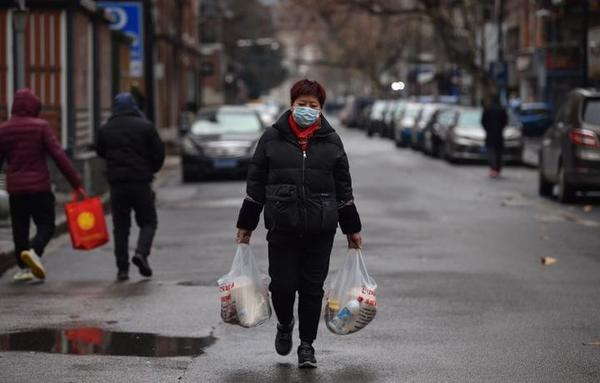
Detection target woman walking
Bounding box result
[236,79,362,368]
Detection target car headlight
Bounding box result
[453,136,475,146]
[181,136,201,155]
[504,127,522,141]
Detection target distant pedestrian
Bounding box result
[236,79,363,368]
[481,94,508,178]
[0,89,83,282]
[96,93,165,281]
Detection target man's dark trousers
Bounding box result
[487,145,503,172]
[9,192,55,268]
[110,183,157,272]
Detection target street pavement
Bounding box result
[1,120,600,382]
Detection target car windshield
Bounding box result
[420,107,436,122]
[371,101,387,118]
[458,110,482,128]
[191,111,262,135]
[404,106,420,119]
[507,111,520,127]
[583,99,600,125]
[438,110,456,125]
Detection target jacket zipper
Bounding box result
[301,148,307,232]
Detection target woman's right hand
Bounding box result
[236,229,252,244]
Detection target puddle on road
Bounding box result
[0,327,216,357]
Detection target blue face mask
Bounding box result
[292,106,320,128]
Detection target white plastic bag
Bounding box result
[218,244,272,328]
[324,249,377,335]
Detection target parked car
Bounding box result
[422,107,458,157]
[246,100,284,127]
[443,107,523,163]
[381,100,405,139]
[393,102,421,147]
[511,101,554,166]
[411,103,440,151]
[340,96,373,128]
[0,172,8,221]
[180,105,264,182]
[366,100,391,137]
[538,88,600,202]
[511,101,553,137]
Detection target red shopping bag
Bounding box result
[64,191,109,250]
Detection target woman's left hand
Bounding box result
[347,233,362,249]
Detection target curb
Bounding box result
[0,194,112,277]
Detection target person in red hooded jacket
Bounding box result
[0,89,83,282]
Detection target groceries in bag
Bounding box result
[218,244,272,328]
[325,249,377,335]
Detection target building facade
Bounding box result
[0,0,133,194]
[153,0,203,141]
[504,0,600,108]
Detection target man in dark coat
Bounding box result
[481,95,508,177]
[0,88,83,281]
[96,93,165,281]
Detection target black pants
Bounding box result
[487,146,503,172]
[110,183,157,271]
[267,231,335,343]
[9,192,56,269]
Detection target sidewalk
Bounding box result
[0,192,111,276]
[0,156,180,277]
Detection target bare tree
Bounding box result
[284,0,498,101]
[279,0,413,96]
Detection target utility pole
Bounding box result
[582,0,590,87]
[13,0,27,90]
[496,0,505,104]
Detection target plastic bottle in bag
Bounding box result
[327,298,361,334]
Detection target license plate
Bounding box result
[213,159,237,169]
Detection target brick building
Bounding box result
[0,0,132,194]
[153,0,203,140]
[504,0,600,108]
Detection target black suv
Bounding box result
[539,89,600,202]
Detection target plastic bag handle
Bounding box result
[71,188,88,202]
[350,249,377,289]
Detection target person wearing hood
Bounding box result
[0,89,83,282]
[96,93,165,281]
[235,79,362,368]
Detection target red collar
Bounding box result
[288,114,320,151]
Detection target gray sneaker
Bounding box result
[298,341,317,368]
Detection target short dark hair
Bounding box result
[290,79,326,107]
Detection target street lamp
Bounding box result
[13,1,27,90]
[391,81,405,92]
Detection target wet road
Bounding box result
[1,121,600,382]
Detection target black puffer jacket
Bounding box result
[96,106,165,184]
[237,111,361,235]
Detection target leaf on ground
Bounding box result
[583,341,600,346]
[540,257,557,266]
